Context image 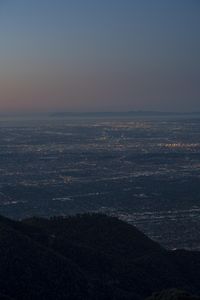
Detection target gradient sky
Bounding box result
[0,0,200,112]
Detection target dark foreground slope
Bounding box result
[0,216,89,300]
[0,214,200,300]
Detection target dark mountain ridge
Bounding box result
[0,214,200,300]
[51,111,200,118]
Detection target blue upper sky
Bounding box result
[0,0,199,112]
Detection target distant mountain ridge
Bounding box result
[51,111,200,118]
[0,214,200,299]
[0,111,200,119]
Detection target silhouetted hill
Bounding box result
[24,214,162,258]
[0,216,89,300]
[0,214,200,299]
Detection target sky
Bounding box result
[0,0,200,113]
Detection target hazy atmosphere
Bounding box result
[0,0,200,113]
